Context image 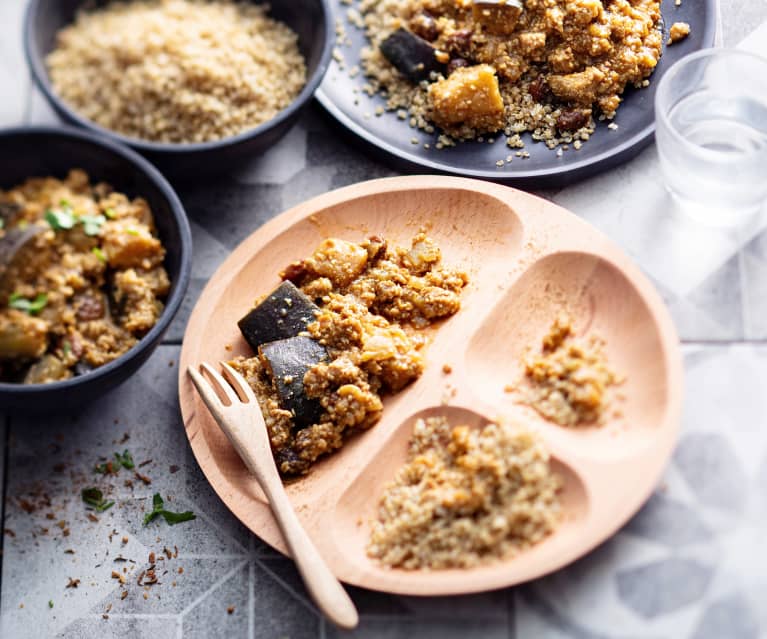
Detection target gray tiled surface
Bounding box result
[2,0,767,637]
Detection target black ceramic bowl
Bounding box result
[24,0,333,181]
[0,126,192,413]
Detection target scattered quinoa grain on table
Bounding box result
[46,0,307,143]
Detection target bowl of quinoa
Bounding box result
[25,0,333,178]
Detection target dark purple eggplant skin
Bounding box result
[379,28,445,83]
[259,335,327,429]
[237,280,319,353]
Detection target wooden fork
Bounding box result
[187,362,359,630]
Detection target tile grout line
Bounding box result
[178,558,249,617]
[253,556,319,617]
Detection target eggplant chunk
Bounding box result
[259,336,327,429]
[238,281,319,352]
[380,28,444,83]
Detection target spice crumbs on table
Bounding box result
[227,606,235,615]
[442,364,452,374]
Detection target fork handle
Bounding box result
[216,412,359,630]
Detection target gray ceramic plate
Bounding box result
[315,1,717,188]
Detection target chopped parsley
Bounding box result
[48,600,53,609]
[125,228,140,237]
[45,204,106,236]
[92,246,107,262]
[8,292,48,315]
[45,206,76,231]
[0,218,4,230]
[104,207,117,219]
[95,450,134,474]
[81,487,114,513]
[79,214,106,237]
[143,493,195,526]
[114,450,134,470]
[62,340,72,357]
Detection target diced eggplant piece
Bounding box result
[380,28,444,83]
[472,0,524,36]
[259,336,327,429]
[238,281,319,352]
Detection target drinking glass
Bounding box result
[655,48,767,225]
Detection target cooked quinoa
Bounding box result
[230,233,468,476]
[521,315,621,426]
[357,0,663,149]
[46,0,307,143]
[0,170,169,384]
[367,416,561,569]
[668,22,691,45]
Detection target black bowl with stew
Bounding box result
[24,0,333,181]
[0,126,191,413]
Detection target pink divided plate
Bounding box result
[179,176,683,595]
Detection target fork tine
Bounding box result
[199,362,240,406]
[187,365,224,415]
[220,361,257,404]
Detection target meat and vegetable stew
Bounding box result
[361,0,665,149]
[0,170,169,384]
[230,232,468,476]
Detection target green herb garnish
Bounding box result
[79,214,106,237]
[95,450,134,474]
[125,228,140,237]
[104,208,117,219]
[143,493,195,526]
[45,206,76,231]
[8,292,48,315]
[114,450,134,470]
[81,487,114,513]
[62,340,72,357]
[0,218,4,230]
[92,246,107,262]
[48,600,53,609]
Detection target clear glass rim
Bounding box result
[655,48,767,160]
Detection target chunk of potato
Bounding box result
[305,238,369,287]
[429,64,505,132]
[102,220,164,269]
[0,309,48,359]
